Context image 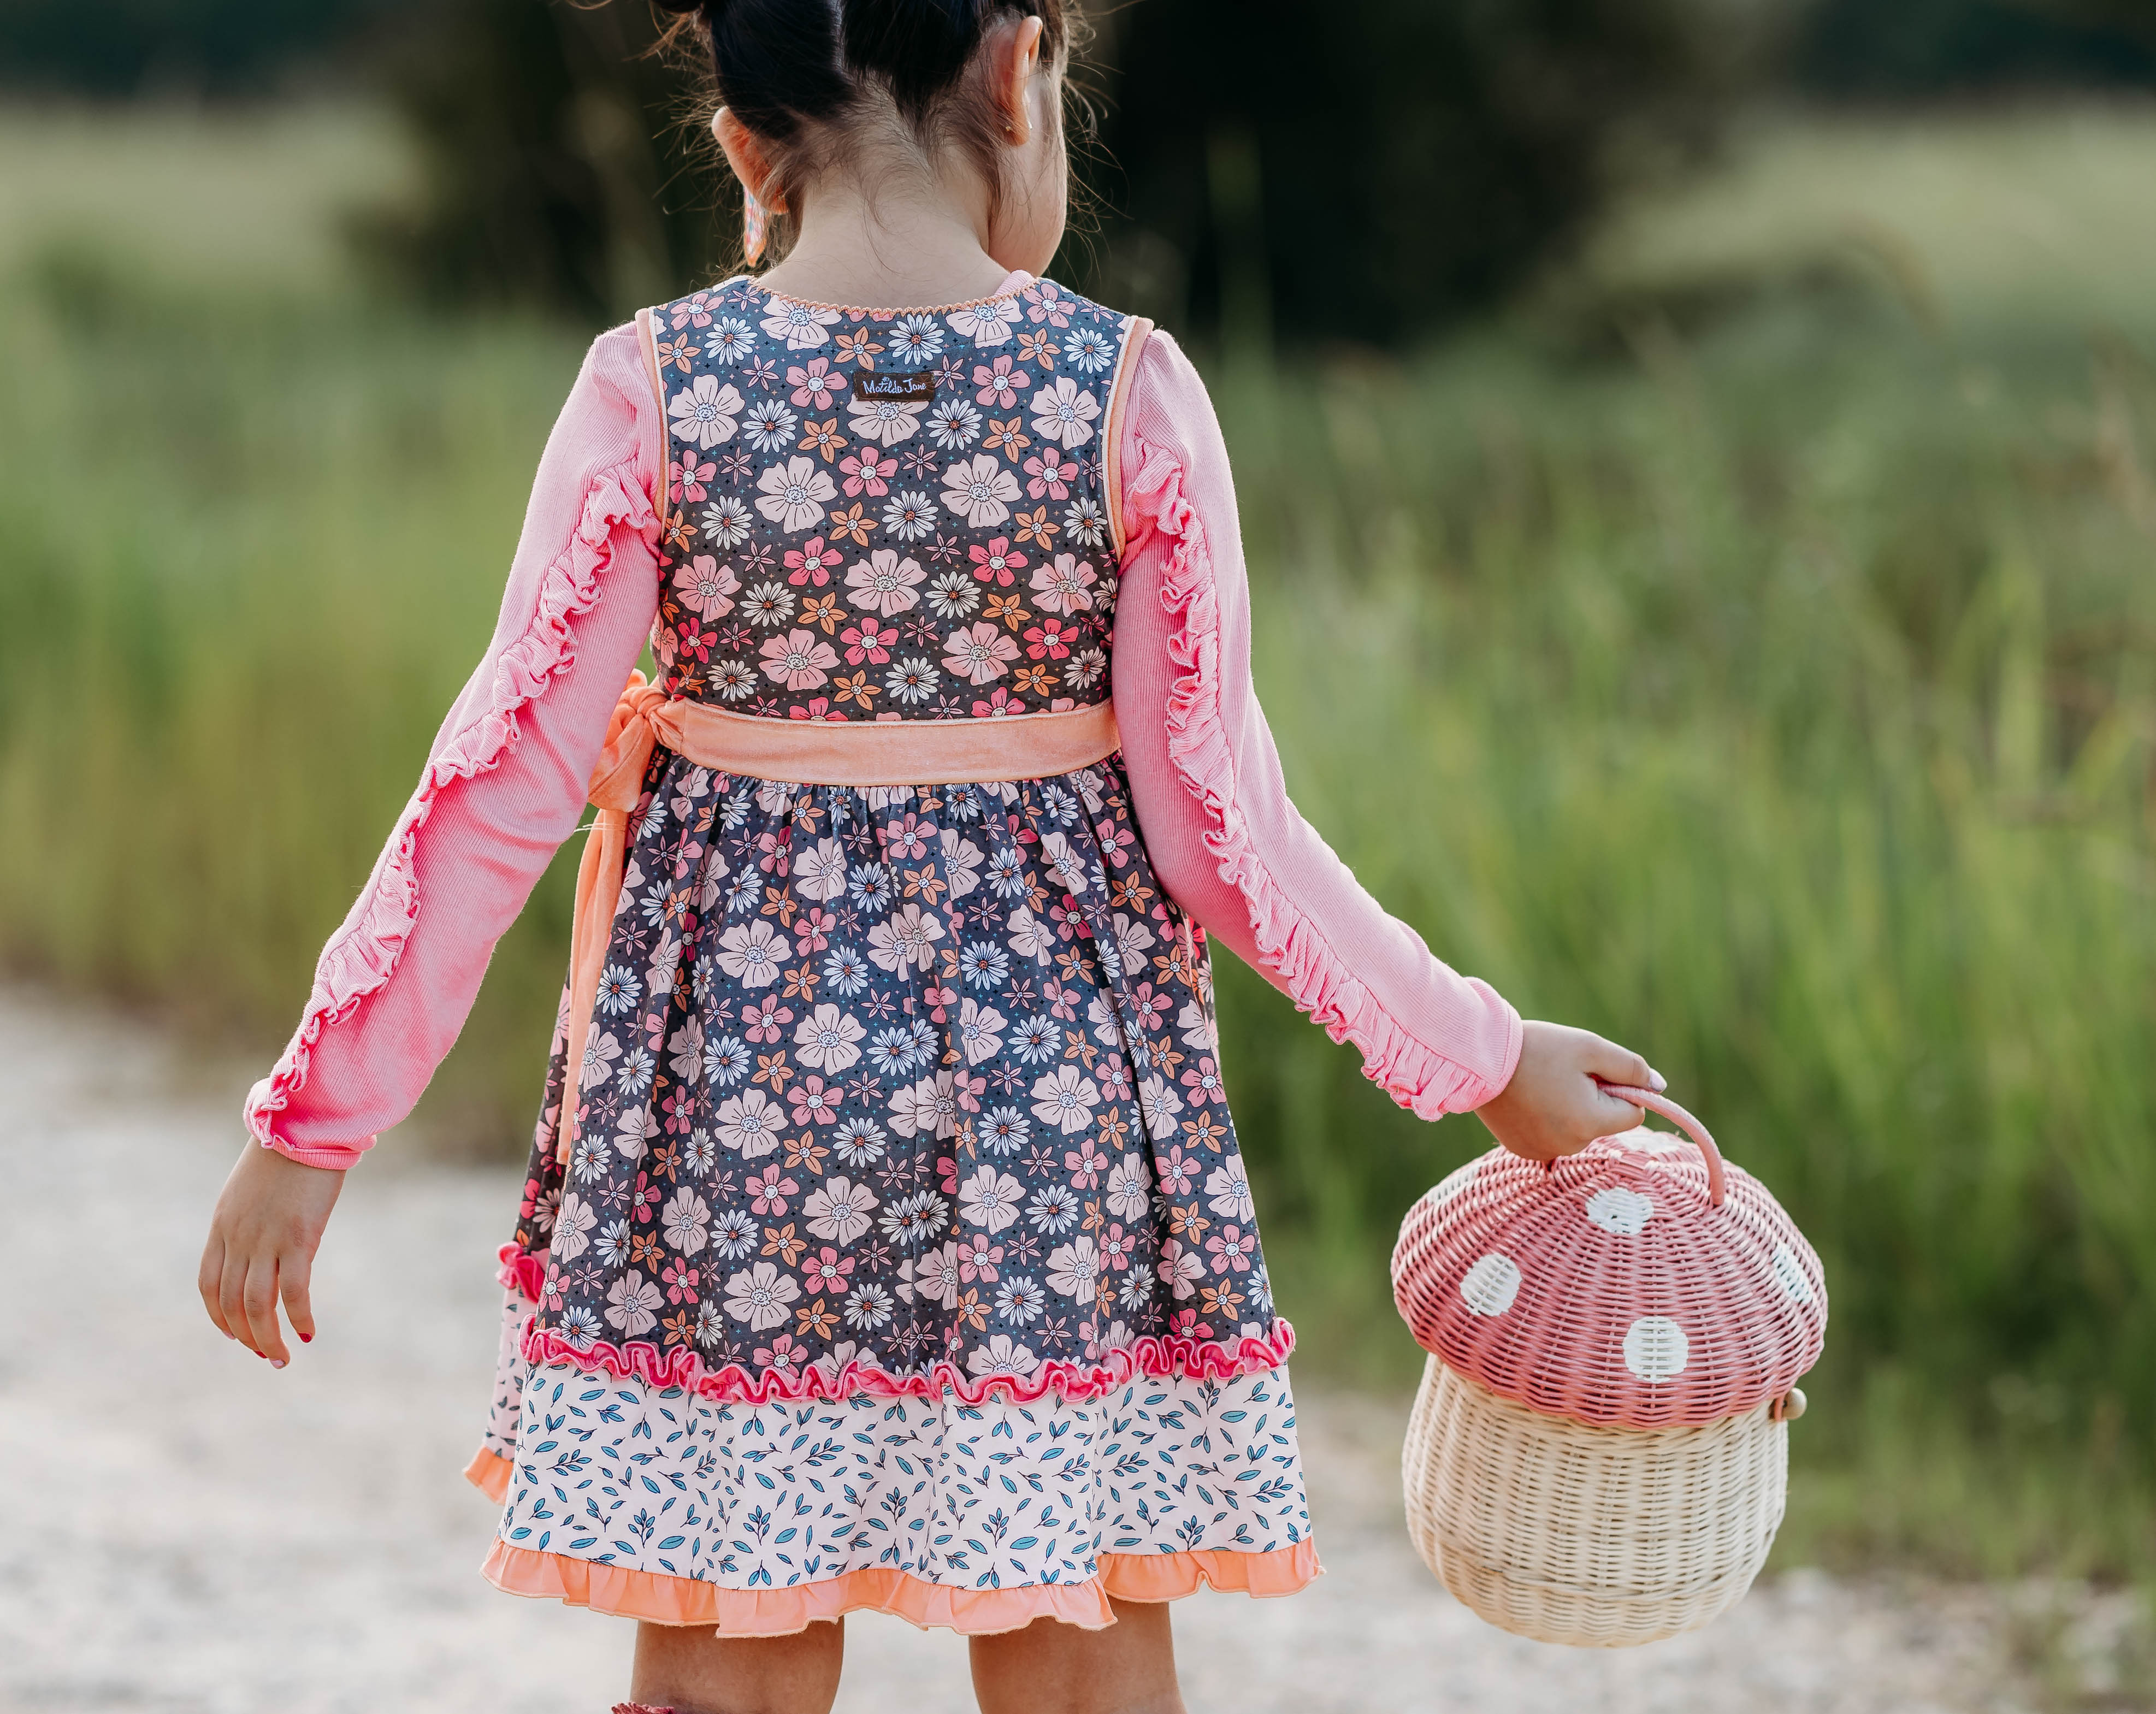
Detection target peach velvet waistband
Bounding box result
[554,673,1120,1162]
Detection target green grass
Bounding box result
[6,99,2156,1580]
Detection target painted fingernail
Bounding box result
[299,1332,313,1344]
[271,1359,287,1370]
[1649,1069,1668,1092]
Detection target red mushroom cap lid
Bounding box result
[1390,1095,1826,1429]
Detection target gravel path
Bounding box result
[0,992,2055,1712]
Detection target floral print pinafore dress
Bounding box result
[472,275,1314,1628]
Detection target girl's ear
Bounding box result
[991,15,1047,146]
[713,107,787,212]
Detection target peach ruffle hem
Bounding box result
[478,1533,1321,1636]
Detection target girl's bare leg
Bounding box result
[969,1598,1186,1714]
[629,1618,844,1714]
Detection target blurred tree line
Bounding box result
[3,0,2152,340]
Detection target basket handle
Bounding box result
[1596,1083,1726,1207]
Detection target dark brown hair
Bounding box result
[654,0,1074,263]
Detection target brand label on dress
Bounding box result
[855,371,938,402]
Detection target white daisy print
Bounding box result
[881,489,938,541]
[742,398,800,453]
[887,314,944,365]
[699,494,752,548]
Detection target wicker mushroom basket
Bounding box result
[1390,1086,1826,1648]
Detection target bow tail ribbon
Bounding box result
[554,672,671,1165]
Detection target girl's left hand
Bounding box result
[198,1141,345,1366]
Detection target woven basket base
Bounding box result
[1403,1355,1788,1648]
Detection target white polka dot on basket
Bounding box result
[1392,1087,1825,1429]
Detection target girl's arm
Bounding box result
[1111,329,1653,1151]
[202,321,666,1360]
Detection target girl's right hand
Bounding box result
[198,1140,345,1366]
[1474,1020,1664,1161]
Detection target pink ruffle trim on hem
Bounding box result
[514,1314,1297,1408]
[480,1538,1321,1636]
[1125,442,1494,1121]
[244,461,660,1168]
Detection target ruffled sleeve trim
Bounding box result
[243,460,661,1166]
[1123,440,1521,1119]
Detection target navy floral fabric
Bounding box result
[646,276,1121,721]
[505,277,1284,1399]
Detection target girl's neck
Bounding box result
[751,179,1025,310]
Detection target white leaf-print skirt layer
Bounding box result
[468,1289,1318,1633]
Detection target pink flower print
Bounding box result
[1030,554,1096,615]
[802,1246,854,1295]
[755,455,836,533]
[725,1262,799,1331]
[783,535,841,587]
[968,536,1027,587]
[753,1330,807,1369]
[791,906,839,955]
[1029,376,1099,449]
[1100,1222,1136,1273]
[668,374,744,450]
[953,1069,986,1112]
[842,614,898,665]
[1023,616,1078,660]
[1207,1224,1258,1273]
[1023,447,1078,500]
[973,354,1030,407]
[882,812,930,860]
[661,1256,701,1305]
[748,1163,799,1216]
[941,452,1020,528]
[1023,280,1072,327]
[675,618,718,663]
[669,452,716,505]
[946,295,1019,346]
[788,696,842,722]
[840,444,896,497]
[1168,1307,1209,1339]
[669,290,716,330]
[971,687,1021,717]
[1156,1145,1200,1197]
[943,622,1019,684]
[922,980,958,1024]
[761,296,842,349]
[1157,1238,1206,1299]
[844,547,926,616]
[605,1270,665,1337]
[787,356,847,409]
[789,1073,841,1126]
[956,1232,1004,1282]
[1095,816,1135,865]
[1127,980,1171,1031]
[672,554,740,619]
[1048,1112,1109,1175]
[760,627,838,690]
[1183,1056,1226,1106]
[741,995,794,1044]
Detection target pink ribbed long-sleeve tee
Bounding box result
[246,302,1521,1170]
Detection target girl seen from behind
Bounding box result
[200,3,1660,1709]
